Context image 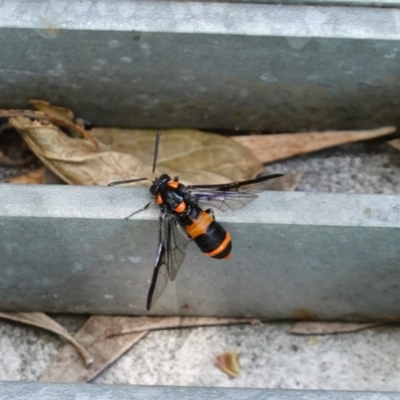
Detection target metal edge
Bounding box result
[1,0,400,40]
[0,184,399,228]
[0,382,399,400]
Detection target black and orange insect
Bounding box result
[108,133,283,310]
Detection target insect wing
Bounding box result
[189,190,258,212]
[146,213,169,310]
[185,173,284,213]
[186,173,284,192]
[146,211,189,310]
[166,217,190,280]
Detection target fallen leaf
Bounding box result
[308,337,320,345]
[0,312,93,366]
[92,128,264,183]
[28,100,97,144]
[40,330,148,383]
[290,321,381,335]
[0,109,97,146]
[40,316,257,383]
[29,100,74,122]
[9,116,152,186]
[233,126,396,163]
[388,139,400,152]
[7,167,45,184]
[10,117,266,186]
[214,350,240,378]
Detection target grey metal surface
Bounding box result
[192,0,400,5]
[0,382,399,400]
[1,1,400,131]
[213,0,400,5]
[2,1,400,39]
[0,184,399,318]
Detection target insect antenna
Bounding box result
[107,177,148,187]
[152,131,161,173]
[108,132,161,187]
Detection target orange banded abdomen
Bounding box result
[183,209,232,260]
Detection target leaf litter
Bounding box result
[9,116,153,186]
[214,350,241,379]
[0,312,93,366]
[233,126,396,164]
[388,139,400,152]
[28,100,74,122]
[7,167,45,184]
[1,101,396,188]
[91,127,264,184]
[39,316,258,383]
[0,100,397,381]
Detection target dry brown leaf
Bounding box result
[92,128,264,183]
[10,118,265,186]
[290,321,381,335]
[40,330,148,383]
[9,116,153,186]
[0,312,93,365]
[7,167,45,184]
[388,139,400,152]
[40,316,257,383]
[0,109,97,146]
[214,350,241,378]
[29,100,74,122]
[308,337,320,345]
[233,126,396,163]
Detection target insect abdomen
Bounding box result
[183,209,232,260]
[196,220,232,259]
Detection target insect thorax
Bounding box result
[156,184,186,212]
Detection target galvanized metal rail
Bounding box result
[0,382,399,400]
[1,0,400,396]
[0,184,398,318]
[2,1,400,131]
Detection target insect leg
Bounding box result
[125,201,154,220]
[108,177,148,187]
[204,208,216,220]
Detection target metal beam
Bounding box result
[0,184,399,318]
[2,1,400,39]
[1,2,400,131]
[0,382,399,400]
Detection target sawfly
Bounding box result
[108,133,283,310]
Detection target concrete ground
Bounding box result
[0,140,400,390]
